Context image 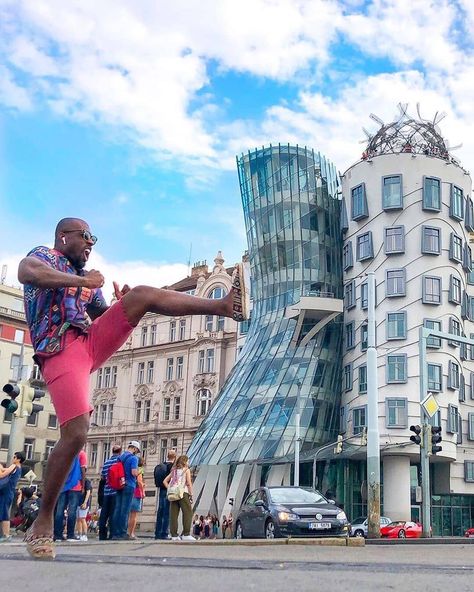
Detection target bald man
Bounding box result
[19,217,249,559]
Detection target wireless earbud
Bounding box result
[62,237,66,245]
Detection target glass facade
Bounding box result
[188,144,343,466]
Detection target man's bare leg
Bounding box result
[29,413,90,539]
[121,282,242,326]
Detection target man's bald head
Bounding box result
[55,218,88,240]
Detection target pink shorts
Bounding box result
[40,300,135,426]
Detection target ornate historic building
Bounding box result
[86,254,242,531]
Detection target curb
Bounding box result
[366,537,474,545]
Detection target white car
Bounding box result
[350,516,392,537]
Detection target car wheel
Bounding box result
[265,519,275,539]
[397,529,406,539]
[235,521,244,540]
[354,529,365,538]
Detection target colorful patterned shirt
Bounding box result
[23,246,107,357]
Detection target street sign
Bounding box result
[24,470,37,484]
[421,393,439,418]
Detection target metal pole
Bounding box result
[294,379,301,486]
[419,327,431,538]
[7,342,25,463]
[366,272,381,539]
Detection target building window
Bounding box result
[385,226,405,254]
[358,365,367,393]
[448,360,460,390]
[111,366,117,387]
[343,364,353,392]
[141,326,148,347]
[459,374,466,402]
[89,443,98,468]
[179,319,186,341]
[353,406,367,435]
[160,438,168,463]
[465,462,474,483]
[360,281,368,309]
[170,437,178,452]
[449,233,463,263]
[141,440,148,462]
[102,442,111,465]
[198,350,205,373]
[360,324,368,351]
[134,400,142,423]
[424,319,441,348]
[344,280,356,309]
[340,406,346,434]
[422,276,442,305]
[205,315,214,332]
[3,408,12,424]
[382,175,402,210]
[356,232,374,261]
[463,243,472,272]
[150,324,157,345]
[103,367,111,388]
[0,435,9,449]
[45,440,56,461]
[448,317,461,346]
[166,358,174,381]
[163,398,171,421]
[137,362,145,384]
[421,226,441,255]
[96,368,103,389]
[240,314,252,335]
[450,185,464,221]
[427,363,442,392]
[176,357,184,380]
[447,404,459,433]
[24,438,35,460]
[208,286,226,299]
[196,389,212,416]
[468,413,474,440]
[169,321,176,342]
[386,312,407,340]
[387,354,407,383]
[448,275,462,305]
[386,398,407,428]
[48,414,58,429]
[466,197,474,231]
[343,242,353,270]
[386,269,405,297]
[206,349,215,373]
[147,361,154,383]
[217,316,225,331]
[351,183,368,221]
[173,397,181,420]
[26,412,38,427]
[313,361,326,388]
[423,177,441,211]
[345,322,355,350]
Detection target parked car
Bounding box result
[380,521,422,539]
[234,486,349,539]
[350,516,392,538]
[464,527,474,538]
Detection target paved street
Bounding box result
[1,537,473,591]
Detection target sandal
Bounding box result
[231,263,250,322]
[24,528,56,560]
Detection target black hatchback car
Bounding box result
[234,486,349,539]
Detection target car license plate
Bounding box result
[309,522,331,529]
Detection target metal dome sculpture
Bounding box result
[361,103,461,164]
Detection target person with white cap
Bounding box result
[112,441,141,539]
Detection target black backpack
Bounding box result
[154,462,170,488]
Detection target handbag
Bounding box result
[167,468,185,501]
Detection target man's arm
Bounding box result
[18,256,104,290]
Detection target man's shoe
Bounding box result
[80,535,88,542]
[170,536,180,541]
[181,535,196,542]
[66,537,80,542]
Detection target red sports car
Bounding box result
[380,521,422,539]
[465,527,474,538]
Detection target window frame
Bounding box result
[385,398,408,428]
[422,275,442,305]
[421,225,441,255]
[384,225,405,255]
[343,363,353,392]
[356,231,374,262]
[422,176,441,211]
[351,183,369,221]
[344,280,356,310]
[353,405,367,435]
[450,184,464,221]
[382,174,403,210]
[424,319,442,348]
[386,311,407,340]
[447,404,459,433]
[427,363,443,392]
[448,274,462,305]
[386,269,406,297]
[386,354,408,384]
[343,241,353,271]
[358,365,367,394]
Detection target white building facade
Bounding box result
[341,115,474,534]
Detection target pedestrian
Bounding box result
[53,450,87,542]
[76,477,92,541]
[19,217,249,559]
[203,514,211,539]
[192,514,202,539]
[221,514,228,539]
[0,452,25,541]
[98,444,122,540]
[227,513,234,539]
[112,441,140,539]
[163,455,195,542]
[127,456,145,539]
[211,514,220,539]
[153,449,176,540]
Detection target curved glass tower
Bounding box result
[188,145,343,467]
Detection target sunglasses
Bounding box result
[62,229,98,245]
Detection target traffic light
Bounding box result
[1,383,22,416]
[410,424,423,446]
[431,426,442,455]
[334,435,343,454]
[20,385,45,417]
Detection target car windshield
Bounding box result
[352,517,366,524]
[269,488,327,505]
[387,522,405,527]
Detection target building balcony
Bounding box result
[0,305,26,321]
[285,294,343,347]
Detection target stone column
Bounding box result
[382,456,411,521]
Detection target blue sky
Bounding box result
[1,0,474,299]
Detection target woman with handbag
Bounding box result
[0,452,25,541]
[128,456,145,540]
[163,455,195,541]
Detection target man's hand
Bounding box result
[83,270,105,289]
[113,281,131,300]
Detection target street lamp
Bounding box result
[294,378,302,487]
